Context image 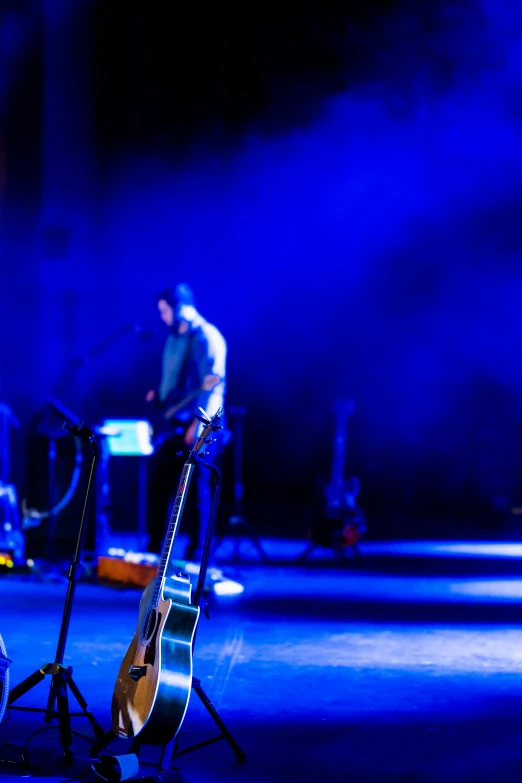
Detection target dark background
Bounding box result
[2,0,522,540]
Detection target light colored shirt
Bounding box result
[159,315,226,426]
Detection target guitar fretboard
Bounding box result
[151,461,195,608]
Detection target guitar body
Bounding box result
[112,573,200,746]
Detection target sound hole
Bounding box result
[142,609,157,642]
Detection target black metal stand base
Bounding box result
[216,405,270,564]
[92,753,184,783]
[296,540,362,564]
[90,675,245,773]
[8,662,106,764]
[178,676,246,762]
[215,515,270,564]
[8,421,108,766]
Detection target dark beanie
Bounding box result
[157,283,195,309]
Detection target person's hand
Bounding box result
[201,374,221,391]
[145,389,156,403]
[183,419,198,446]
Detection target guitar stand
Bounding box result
[296,539,362,564]
[89,455,245,780]
[214,405,269,564]
[8,421,106,765]
[215,513,269,564]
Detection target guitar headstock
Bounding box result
[190,408,223,457]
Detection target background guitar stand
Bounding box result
[297,472,367,565]
[297,535,362,564]
[7,420,106,765]
[214,406,269,564]
[90,452,246,782]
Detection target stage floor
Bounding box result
[1,541,522,781]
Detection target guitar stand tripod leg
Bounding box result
[8,422,107,764]
[90,729,118,758]
[296,540,317,564]
[171,459,246,765]
[187,677,246,763]
[152,676,246,772]
[296,539,362,565]
[214,514,270,564]
[233,516,270,564]
[157,738,178,774]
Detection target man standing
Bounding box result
[146,283,226,559]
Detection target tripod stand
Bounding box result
[215,406,268,563]
[8,421,106,764]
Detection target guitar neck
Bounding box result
[330,432,347,489]
[151,460,195,607]
[327,409,352,493]
[163,389,200,422]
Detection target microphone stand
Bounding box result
[54,322,158,399]
[8,420,106,765]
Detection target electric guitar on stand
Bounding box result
[299,399,366,562]
[323,399,366,549]
[324,399,355,519]
[112,409,223,746]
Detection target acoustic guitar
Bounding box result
[111,409,222,746]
